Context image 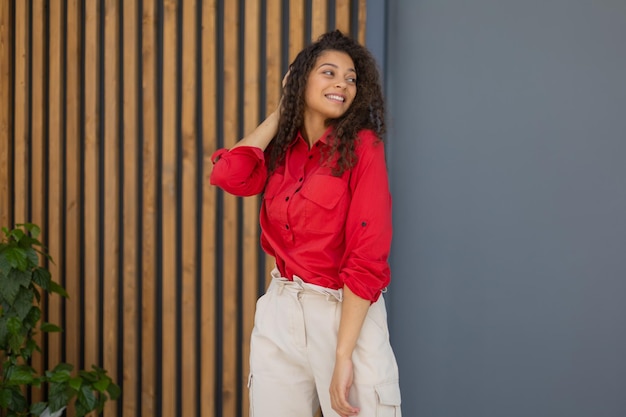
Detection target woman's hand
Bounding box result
[275,69,290,115]
[330,356,360,416]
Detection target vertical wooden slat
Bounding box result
[122,1,139,416]
[200,0,217,415]
[266,0,281,108]
[30,1,46,402]
[83,0,101,388]
[265,0,282,282]
[335,0,351,33]
[242,1,260,414]
[222,0,240,414]
[288,0,304,62]
[13,0,28,223]
[65,5,81,413]
[311,0,328,41]
[140,0,158,415]
[47,0,63,371]
[103,1,120,416]
[180,0,197,415]
[0,0,12,228]
[161,0,178,415]
[358,0,366,45]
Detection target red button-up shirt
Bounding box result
[210,128,392,302]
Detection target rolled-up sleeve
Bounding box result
[210,146,268,196]
[339,131,393,302]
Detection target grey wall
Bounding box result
[384,1,626,417]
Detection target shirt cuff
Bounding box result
[211,148,229,163]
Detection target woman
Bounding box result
[210,30,401,417]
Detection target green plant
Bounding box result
[0,223,120,417]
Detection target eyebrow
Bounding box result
[317,62,357,73]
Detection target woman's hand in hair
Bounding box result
[275,69,290,115]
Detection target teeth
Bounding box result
[326,94,345,102]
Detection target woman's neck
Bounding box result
[302,114,327,148]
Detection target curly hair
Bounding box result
[267,30,386,176]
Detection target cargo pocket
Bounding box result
[375,381,402,417]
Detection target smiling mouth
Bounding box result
[325,94,346,103]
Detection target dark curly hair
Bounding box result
[267,30,385,176]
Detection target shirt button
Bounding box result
[285,224,290,230]
[299,177,303,182]
[308,155,313,159]
[295,187,301,193]
[285,196,289,201]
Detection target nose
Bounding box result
[335,79,347,88]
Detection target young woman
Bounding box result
[210,30,401,417]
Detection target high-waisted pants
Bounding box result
[248,268,402,416]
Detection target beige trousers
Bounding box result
[248,268,401,417]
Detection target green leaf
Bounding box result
[13,286,34,319]
[16,222,41,239]
[6,316,22,335]
[0,270,21,304]
[31,376,43,388]
[0,317,7,346]
[79,370,99,383]
[107,381,122,400]
[0,387,12,408]
[9,228,25,243]
[75,400,90,417]
[52,362,74,373]
[30,401,48,416]
[93,375,110,392]
[5,365,35,385]
[0,252,11,277]
[47,365,73,384]
[48,280,69,298]
[21,338,39,361]
[24,305,42,329]
[10,268,32,288]
[2,246,28,271]
[40,322,63,332]
[32,267,51,290]
[9,386,28,412]
[8,332,24,354]
[69,376,83,391]
[48,382,71,412]
[25,247,40,268]
[77,384,97,411]
[49,370,71,383]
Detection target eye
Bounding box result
[322,70,334,76]
[346,76,357,84]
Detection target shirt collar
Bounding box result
[293,125,335,148]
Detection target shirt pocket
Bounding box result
[300,175,349,233]
[262,173,284,226]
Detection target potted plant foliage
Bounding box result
[0,223,120,416]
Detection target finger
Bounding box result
[332,390,358,416]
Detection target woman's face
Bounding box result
[303,50,357,123]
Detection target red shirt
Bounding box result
[210,128,392,302]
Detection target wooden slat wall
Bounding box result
[0,1,368,416]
